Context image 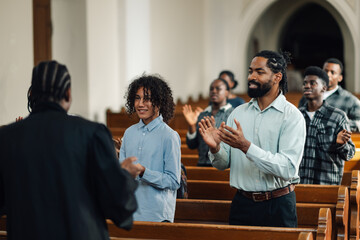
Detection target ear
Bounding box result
[274,72,282,84]
[155,105,160,114]
[321,84,327,92]
[338,74,343,83]
[65,88,71,102]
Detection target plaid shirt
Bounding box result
[299,86,360,132]
[299,101,355,185]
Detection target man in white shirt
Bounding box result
[199,50,306,227]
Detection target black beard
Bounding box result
[247,80,272,98]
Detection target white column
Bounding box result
[0,0,33,125]
[125,0,151,82]
[86,0,121,123]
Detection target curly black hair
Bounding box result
[125,74,175,124]
[255,50,291,95]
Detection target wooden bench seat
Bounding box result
[181,145,198,154]
[186,166,230,181]
[174,199,332,239]
[107,220,317,240]
[185,168,359,239]
[181,151,360,168]
[186,180,348,240]
[0,217,316,240]
[345,156,360,170]
[181,154,199,166]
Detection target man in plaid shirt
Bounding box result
[299,58,360,132]
[299,66,355,185]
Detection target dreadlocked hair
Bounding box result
[27,61,71,112]
[255,50,291,95]
[125,74,175,124]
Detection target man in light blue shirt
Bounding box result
[199,50,306,227]
[119,75,181,222]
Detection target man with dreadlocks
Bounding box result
[0,60,141,240]
[199,50,306,227]
[119,74,181,222]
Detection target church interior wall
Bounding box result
[1,0,359,125]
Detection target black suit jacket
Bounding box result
[0,102,137,240]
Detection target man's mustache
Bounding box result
[248,80,261,87]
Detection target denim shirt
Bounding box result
[120,115,181,222]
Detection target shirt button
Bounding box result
[143,133,145,136]
[139,147,142,150]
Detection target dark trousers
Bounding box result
[229,190,297,227]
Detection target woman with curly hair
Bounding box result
[119,74,181,222]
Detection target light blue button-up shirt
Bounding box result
[210,94,306,192]
[119,115,181,222]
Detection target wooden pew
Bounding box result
[181,155,199,166]
[185,168,359,239]
[181,151,360,169]
[186,168,355,186]
[186,166,230,181]
[0,217,316,240]
[174,199,332,239]
[352,133,360,142]
[186,180,348,240]
[348,170,360,240]
[107,109,193,130]
[108,220,316,240]
[0,221,316,240]
[345,153,360,170]
[181,145,198,154]
[0,231,6,240]
[184,168,358,240]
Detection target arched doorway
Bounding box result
[279,3,344,87]
[244,0,356,92]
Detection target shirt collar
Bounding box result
[299,100,328,116]
[137,114,163,131]
[203,103,232,113]
[324,85,339,99]
[248,92,286,113]
[316,101,330,116]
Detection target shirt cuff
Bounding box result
[208,151,215,162]
[245,143,259,161]
[186,131,197,140]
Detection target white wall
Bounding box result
[2,0,359,125]
[86,0,122,122]
[0,0,33,125]
[52,0,89,119]
[150,0,205,102]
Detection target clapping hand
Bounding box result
[218,119,250,153]
[121,157,143,178]
[182,104,203,133]
[113,137,122,158]
[336,129,352,145]
[15,116,23,122]
[198,116,222,153]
